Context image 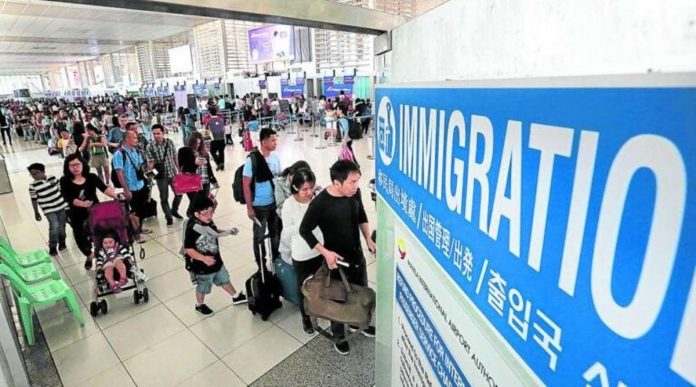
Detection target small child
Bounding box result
[96,233,131,293]
[28,163,68,256]
[184,196,247,316]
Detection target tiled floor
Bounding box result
[0,125,377,386]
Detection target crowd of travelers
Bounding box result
[9,90,375,355]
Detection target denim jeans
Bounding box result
[45,210,67,247]
[251,204,280,270]
[155,176,182,220]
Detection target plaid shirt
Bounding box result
[196,151,210,185]
[145,138,177,180]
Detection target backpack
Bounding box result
[233,152,257,204]
[347,118,363,140]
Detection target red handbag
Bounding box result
[173,173,202,194]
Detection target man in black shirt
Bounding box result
[299,160,377,355]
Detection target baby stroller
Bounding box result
[87,200,149,316]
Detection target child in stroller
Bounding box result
[95,232,133,293]
[88,200,149,316]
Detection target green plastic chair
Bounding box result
[0,250,61,285]
[0,236,52,268]
[0,264,84,345]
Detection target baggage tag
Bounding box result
[335,255,350,268]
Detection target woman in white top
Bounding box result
[280,168,323,335]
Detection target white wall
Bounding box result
[380,0,696,82]
[0,75,44,95]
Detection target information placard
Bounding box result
[376,81,696,386]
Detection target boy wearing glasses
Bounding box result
[184,196,247,316]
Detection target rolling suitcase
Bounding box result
[141,198,158,219]
[273,257,300,305]
[245,234,282,320]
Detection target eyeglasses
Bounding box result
[197,210,215,217]
[68,163,82,168]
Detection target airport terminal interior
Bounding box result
[0,1,694,386]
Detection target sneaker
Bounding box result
[349,326,376,337]
[49,246,58,256]
[334,340,350,355]
[195,303,214,316]
[171,212,184,220]
[166,217,173,227]
[302,317,315,335]
[232,293,248,305]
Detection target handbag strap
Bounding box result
[321,263,353,293]
[121,147,140,171]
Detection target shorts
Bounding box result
[194,266,230,294]
[102,257,125,269]
[90,153,109,168]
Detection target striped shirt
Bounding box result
[96,245,132,268]
[28,176,68,214]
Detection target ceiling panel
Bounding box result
[0,0,215,75]
[1,2,28,14]
[23,3,49,16]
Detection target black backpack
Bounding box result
[233,152,257,204]
[347,118,363,140]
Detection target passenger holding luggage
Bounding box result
[299,160,376,355]
[243,128,282,271]
[280,169,324,334]
[185,197,247,316]
[60,153,118,270]
[178,131,218,217]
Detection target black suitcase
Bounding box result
[141,198,158,219]
[245,235,282,320]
